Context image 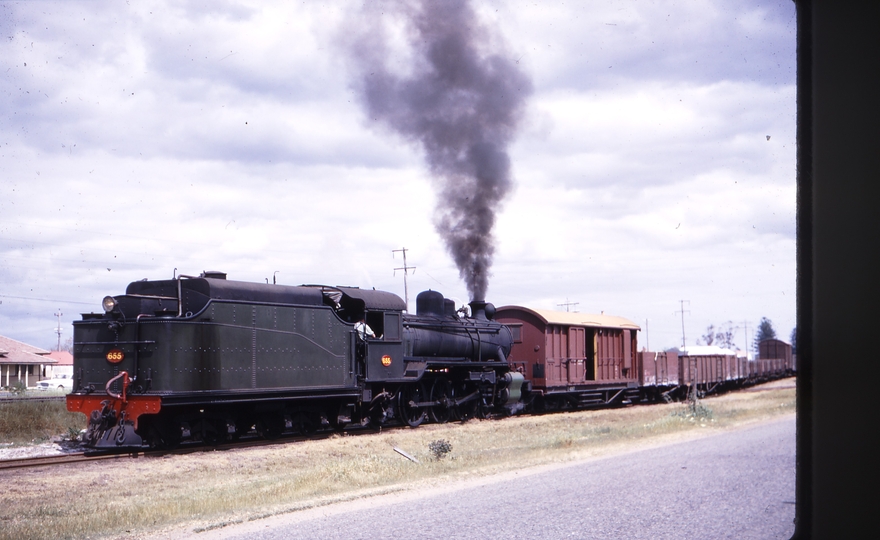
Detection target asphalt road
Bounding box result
[193,415,796,540]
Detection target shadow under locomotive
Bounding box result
[66,272,521,449]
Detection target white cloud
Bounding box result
[0,0,796,351]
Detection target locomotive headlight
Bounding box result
[102,296,118,313]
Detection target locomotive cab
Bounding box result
[362,310,406,380]
[311,285,408,381]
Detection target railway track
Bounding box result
[0,426,361,471]
[0,450,141,471]
[0,395,66,404]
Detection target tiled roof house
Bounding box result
[45,350,74,378]
[0,335,57,389]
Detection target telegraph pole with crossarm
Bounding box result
[392,248,416,312]
[676,300,690,350]
[557,298,579,312]
[54,310,63,351]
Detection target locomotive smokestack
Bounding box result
[468,300,496,321]
[340,0,532,302]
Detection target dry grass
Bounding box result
[0,398,84,445]
[0,379,795,540]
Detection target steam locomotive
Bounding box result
[66,271,519,448]
[66,271,794,449]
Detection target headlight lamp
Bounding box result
[102,296,118,313]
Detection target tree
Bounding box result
[696,322,737,349]
[714,321,737,350]
[790,326,797,353]
[699,325,716,346]
[754,317,777,352]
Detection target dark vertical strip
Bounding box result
[794,2,811,537]
[809,0,880,536]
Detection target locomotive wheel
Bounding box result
[430,378,453,424]
[475,397,491,419]
[368,393,395,428]
[453,382,479,421]
[399,383,427,428]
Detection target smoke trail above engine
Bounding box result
[340,0,532,301]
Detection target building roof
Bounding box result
[680,345,738,356]
[45,350,73,365]
[496,306,641,330]
[0,335,54,365]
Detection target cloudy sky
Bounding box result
[0,0,796,353]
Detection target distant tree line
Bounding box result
[754,317,777,350]
[690,317,794,355]
[696,322,737,349]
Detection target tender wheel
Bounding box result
[231,417,253,440]
[399,383,427,427]
[191,418,226,446]
[257,414,285,440]
[204,426,225,446]
[289,412,316,435]
[430,377,453,424]
[151,419,181,449]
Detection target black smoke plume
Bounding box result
[341,0,532,301]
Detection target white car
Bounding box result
[35,376,74,392]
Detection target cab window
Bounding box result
[383,312,401,341]
[365,312,384,339]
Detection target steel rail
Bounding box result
[0,396,66,404]
[0,426,358,471]
[0,451,143,471]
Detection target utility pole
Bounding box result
[54,310,63,351]
[392,248,415,312]
[675,300,690,350]
[557,298,579,312]
[645,319,649,352]
[676,300,697,408]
